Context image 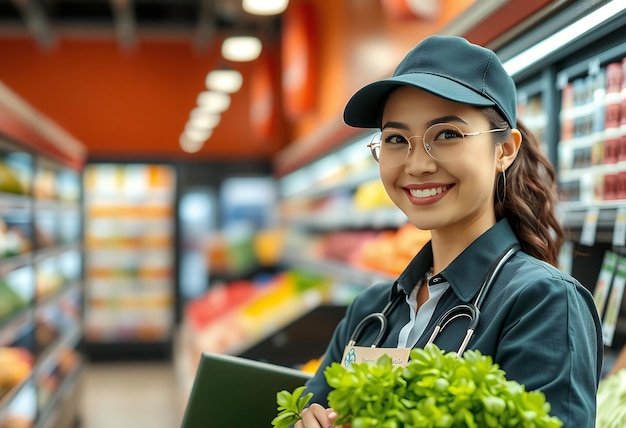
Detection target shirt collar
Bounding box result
[395,219,519,302]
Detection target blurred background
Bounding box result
[0,0,625,427]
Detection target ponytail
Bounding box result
[483,107,564,266]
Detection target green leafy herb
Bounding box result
[272,385,313,428]
[273,344,563,427]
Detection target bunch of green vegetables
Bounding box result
[272,344,562,428]
[596,368,626,428]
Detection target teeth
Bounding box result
[409,186,447,198]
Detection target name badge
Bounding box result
[342,345,411,368]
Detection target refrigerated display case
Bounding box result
[82,163,176,359]
[0,137,84,428]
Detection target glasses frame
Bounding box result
[367,123,508,166]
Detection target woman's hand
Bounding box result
[295,404,349,428]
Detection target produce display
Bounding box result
[0,347,34,399]
[354,224,431,275]
[0,161,26,195]
[37,347,80,413]
[353,179,395,210]
[0,280,27,319]
[184,270,329,356]
[273,344,562,428]
[596,368,626,427]
[0,219,31,259]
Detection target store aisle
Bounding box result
[80,361,183,428]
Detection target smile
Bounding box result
[408,185,452,198]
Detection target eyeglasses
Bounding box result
[367,123,507,167]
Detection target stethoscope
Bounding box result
[346,243,520,356]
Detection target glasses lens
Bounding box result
[423,123,465,162]
[378,130,411,167]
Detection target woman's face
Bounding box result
[378,86,501,239]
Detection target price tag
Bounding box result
[556,72,569,90]
[588,57,601,76]
[580,206,600,246]
[613,206,626,247]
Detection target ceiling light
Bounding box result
[222,36,262,62]
[503,0,626,77]
[187,112,221,130]
[206,69,243,93]
[184,127,213,143]
[243,0,288,15]
[180,134,204,153]
[197,91,231,113]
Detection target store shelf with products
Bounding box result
[175,269,333,410]
[82,163,177,360]
[509,2,626,385]
[170,129,434,404]
[279,132,408,230]
[0,138,84,428]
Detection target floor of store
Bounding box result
[80,361,183,428]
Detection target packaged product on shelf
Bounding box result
[594,251,619,321]
[0,161,25,195]
[0,347,34,399]
[602,255,626,346]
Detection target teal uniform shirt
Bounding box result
[304,219,603,426]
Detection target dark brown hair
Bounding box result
[483,107,564,267]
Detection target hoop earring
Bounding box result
[496,164,507,205]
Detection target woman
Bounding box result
[297,35,602,427]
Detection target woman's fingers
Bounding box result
[296,403,333,427]
[326,408,351,428]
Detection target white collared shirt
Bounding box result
[397,276,450,348]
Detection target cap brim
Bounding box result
[343,73,496,128]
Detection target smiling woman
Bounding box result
[295,35,603,428]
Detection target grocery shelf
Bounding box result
[553,201,626,245]
[0,193,31,210]
[0,253,31,276]
[33,243,82,264]
[283,167,379,200]
[36,323,81,377]
[36,357,83,428]
[286,207,407,231]
[0,72,85,428]
[0,308,33,347]
[83,163,176,357]
[37,281,80,316]
[238,304,348,368]
[281,253,394,288]
[0,362,34,417]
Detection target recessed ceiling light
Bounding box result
[180,134,204,153]
[184,127,212,143]
[187,112,221,130]
[197,91,231,113]
[205,69,243,93]
[243,0,288,15]
[503,0,626,77]
[222,36,262,62]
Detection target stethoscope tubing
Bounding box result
[426,243,519,355]
[348,243,520,355]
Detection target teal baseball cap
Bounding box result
[343,35,517,129]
